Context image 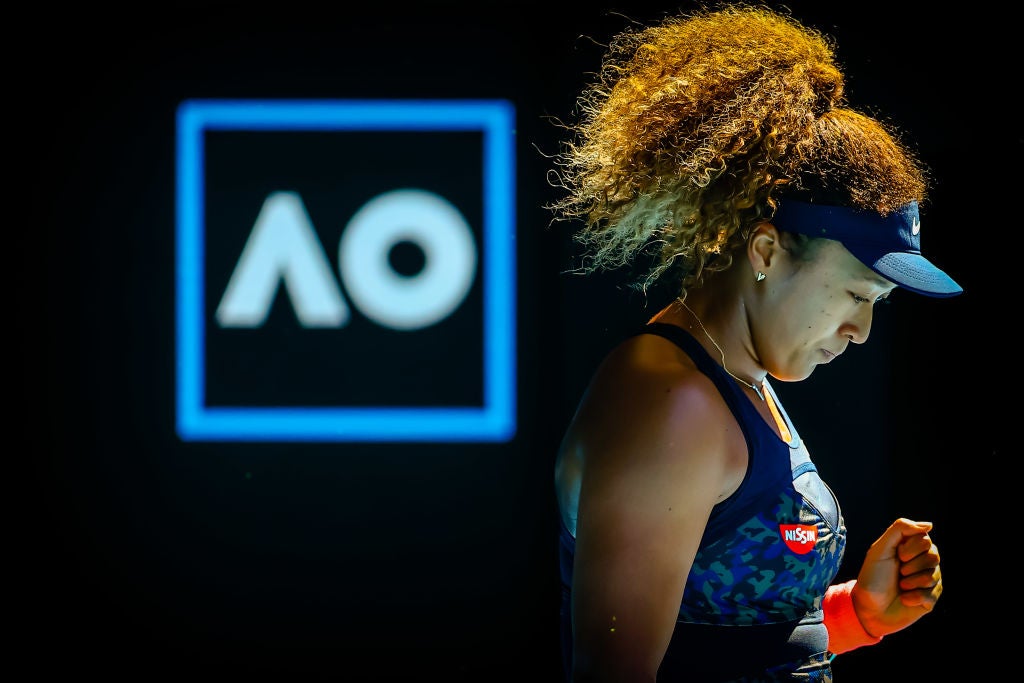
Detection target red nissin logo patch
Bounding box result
[779,524,817,554]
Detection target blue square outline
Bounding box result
[175,99,516,442]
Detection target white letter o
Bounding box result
[339,189,477,330]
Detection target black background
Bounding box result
[31,2,1007,681]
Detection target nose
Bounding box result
[838,306,873,345]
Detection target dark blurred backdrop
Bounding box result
[29,2,1007,680]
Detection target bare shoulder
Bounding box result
[567,330,746,500]
[579,332,734,447]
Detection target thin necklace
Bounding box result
[677,299,766,402]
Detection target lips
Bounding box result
[821,349,838,363]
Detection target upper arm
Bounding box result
[568,343,742,681]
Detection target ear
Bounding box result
[747,221,782,274]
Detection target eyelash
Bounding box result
[852,293,890,305]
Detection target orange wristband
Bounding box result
[822,580,883,654]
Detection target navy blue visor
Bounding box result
[772,200,962,297]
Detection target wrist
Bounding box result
[822,580,883,654]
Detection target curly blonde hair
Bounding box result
[547,2,929,299]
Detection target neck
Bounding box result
[670,297,767,400]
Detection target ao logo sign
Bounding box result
[217,189,476,332]
[175,99,517,443]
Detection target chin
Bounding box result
[772,368,814,383]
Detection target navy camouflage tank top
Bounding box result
[558,323,847,682]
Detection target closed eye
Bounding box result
[852,293,891,305]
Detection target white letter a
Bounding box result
[216,191,348,328]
